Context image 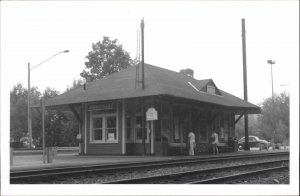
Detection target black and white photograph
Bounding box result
[1,1,299,196]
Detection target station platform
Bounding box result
[10,148,289,172]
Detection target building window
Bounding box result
[162,118,170,141]
[173,117,180,141]
[136,116,143,140]
[199,121,208,143]
[126,117,132,141]
[161,103,170,116]
[92,117,103,141]
[134,115,149,142]
[106,116,117,141]
[207,85,216,94]
[90,114,117,143]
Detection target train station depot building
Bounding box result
[43,64,260,156]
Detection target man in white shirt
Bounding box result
[211,131,219,154]
[188,131,196,155]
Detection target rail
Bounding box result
[104,159,289,184]
[10,151,288,183]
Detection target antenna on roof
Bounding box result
[135,19,145,89]
[135,28,141,89]
[141,18,145,90]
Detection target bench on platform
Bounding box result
[217,143,234,153]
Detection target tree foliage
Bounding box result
[65,79,84,92]
[10,83,41,144]
[80,36,134,81]
[258,91,289,144]
[10,84,79,148]
[235,92,289,144]
[43,88,79,147]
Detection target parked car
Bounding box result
[238,136,270,150]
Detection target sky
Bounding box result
[1,1,299,195]
[1,1,298,105]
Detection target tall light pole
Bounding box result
[267,59,275,147]
[28,50,69,148]
[267,59,275,102]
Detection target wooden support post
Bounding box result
[69,104,83,154]
[122,99,126,154]
[79,104,83,154]
[10,148,13,166]
[84,103,87,154]
[150,96,155,155]
[141,97,146,156]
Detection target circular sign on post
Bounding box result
[146,107,158,121]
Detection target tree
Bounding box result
[258,91,289,144]
[235,115,260,139]
[43,87,79,147]
[43,88,66,147]
[65,79,84,92]
[235,92,289,145]
[10,84,79,148]
[179,68,194,78]
[80,36,134,81]
[10,83,41,147]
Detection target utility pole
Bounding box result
[242,18,249,151]
[28,63,32,149]
[140,19,146,155]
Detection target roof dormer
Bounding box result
[198,79,222,96]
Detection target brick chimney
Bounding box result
[179,68,194,78]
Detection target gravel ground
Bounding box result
[34,155,289,184]
[229,169,289,184]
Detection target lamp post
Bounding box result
[267,59,275,148]
[267,60,275,102]
[27,50,69,149]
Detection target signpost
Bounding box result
[146,107,158,121]
[146,107,157,155]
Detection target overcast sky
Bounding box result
[1,1,298,105]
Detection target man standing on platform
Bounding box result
[188,131,196,155]
[211,131,219,154]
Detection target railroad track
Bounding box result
[10,151,289,183]
[104,160,289,184]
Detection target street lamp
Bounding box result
[28,50,69,148]
[267,59,275,148]
[267,60,275,102]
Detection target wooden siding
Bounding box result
[85,101,122,155]
[126,143,151,155]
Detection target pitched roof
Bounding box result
[44,64,260,114]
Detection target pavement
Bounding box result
[10,152,179,171]
[10,148,289,172]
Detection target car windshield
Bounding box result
[239,136,259,142]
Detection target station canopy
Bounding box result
[40,64,260,114]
